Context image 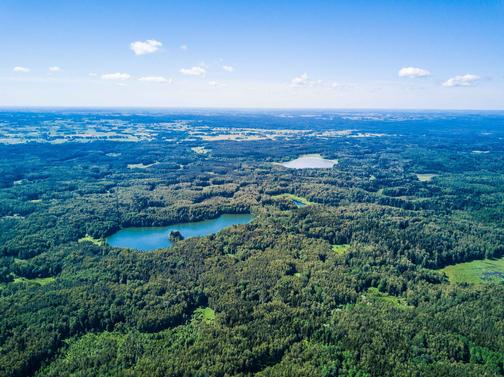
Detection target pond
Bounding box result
[107,213,253,251]
[415,173,438,182]
[278,154,337,169]
[292,199,306,207]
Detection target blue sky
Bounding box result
[1,0,503,108]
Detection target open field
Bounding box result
[441,257,504,284]
[362,288,410,308]
[193,307,216,324]
[13,276,56,286]
[332,244,351,255]
[78,235,105,246]
[271,193,314,206]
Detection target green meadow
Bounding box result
[13,276,56,286]
[332,244,350,255]
[364,287,410,308]
[78,235,105,246]
[441,257,504,284]
[192,307,216,324]
[271,193,314,206]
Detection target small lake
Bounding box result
[107,214,253,251]
[292,199,306,207]
[278,154,338,169]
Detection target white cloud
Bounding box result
[138,76,172,84]
[442,74,480,87]
[49,66,61,72]
[88,72,97,77]
[208,80,225,87]
[180,44,188,51]
[101,72,131,81]
[13,66,30,73]
[290,73,321,87]
[331,82,356,91]
[130,39,162,55]
[222,65,234,72]
[291,73,309,87]
[398,67,431,78]
[331,82,347,89]
[180,66,206,76]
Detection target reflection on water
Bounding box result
[279,154,337,169]
[107,214,253,251]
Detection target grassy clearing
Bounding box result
[192,307,216,324]
[271,193,314,206]
[14,258,29,265]
[441,257,504,284]
[78,235,105,246]
[364,288,410,308]
[13,276,56,286]
[415,173,439,182]
[332,244,350,255]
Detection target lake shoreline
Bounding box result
[107,213,254,251]
[274,153,338,169]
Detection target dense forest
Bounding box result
[1,110,503,376]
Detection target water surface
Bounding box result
[279,154,337,169]
[292,199,306,207]
[107,214,253,251]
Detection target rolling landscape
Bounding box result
[1,109,504,376]
[1,1,503,376]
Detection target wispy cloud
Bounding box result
[331,82,355,91]
[138,76,172,83]
[208,80,225,87]
[290,73,322,87]
[13,66,30,73]
[398,67,431,78]
[130,39,162,55]
[101,72,131,81]
[442,74,480,87]
[222,65,234,72]
[180,66,206,76]
[49,66,61,72]
[180,44,188,51]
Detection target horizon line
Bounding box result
[0,106,503,113]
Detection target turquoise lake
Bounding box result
[292,199,306,207]
[107,213,253,251]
